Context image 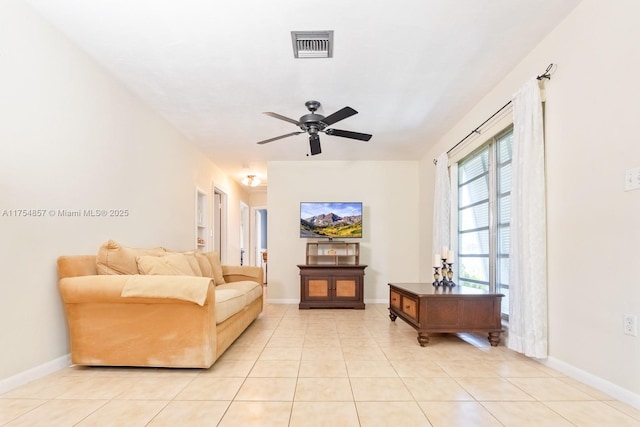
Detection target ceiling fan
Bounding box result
[257,100,372,156]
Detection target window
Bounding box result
[456,127,512,318]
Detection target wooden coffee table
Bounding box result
[388,282,504,347]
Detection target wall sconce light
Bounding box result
[241,174,262,187]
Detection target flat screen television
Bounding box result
[300,202,363,239]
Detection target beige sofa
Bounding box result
[57,240,263,368]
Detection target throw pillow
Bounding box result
[136,253,197,276]
[205,251,226,285]
[171,251,203,276]
[194,252,213,278]
[96,240,166,275]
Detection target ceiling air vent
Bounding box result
[291,31,333,58]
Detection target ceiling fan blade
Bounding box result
[325,128,372,141]
[321,106,358,126]
[256,132,303,145]
[309,134,322,155]
[263,112,301,126]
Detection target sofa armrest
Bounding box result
[222,265,263,284]
[59,275,215,305]
[58,256,98,279]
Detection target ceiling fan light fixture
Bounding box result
[291,31,333,58]
[241,174,262,187]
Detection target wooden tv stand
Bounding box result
[298,241,366,309]
[298,265,366,309]
[388,282,503,347]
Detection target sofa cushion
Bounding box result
[178,251,203,276]
[205,252,226,285]
[96,240,166,275]
[159,250,203,276]
[216,281,262,306]
[136,253,196,276]
[215,288,245,324]
[194,252,213,278]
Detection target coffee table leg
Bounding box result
[488,331,501,347]
[417,332,430,347]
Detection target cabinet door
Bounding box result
[332,275,361,302]
[304,278,331,301]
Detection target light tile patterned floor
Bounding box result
[2,303,639,426]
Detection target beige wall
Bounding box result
[267,161,420,303]
[0,0,246,382]
[419,0,640,405]
[249,189,268,208]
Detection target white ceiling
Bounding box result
[25,0,581,186]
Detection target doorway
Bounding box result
[251,207,267,284]
[213,187,228,262]
[240,202,249,266]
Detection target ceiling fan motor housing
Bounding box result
[299,101,327,132]
[299,113,327,132]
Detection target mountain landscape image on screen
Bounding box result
[300,202,362,238]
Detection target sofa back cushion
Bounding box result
[136,253,198,276]
[96,240,166,275]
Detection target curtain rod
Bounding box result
[433,63,555,165]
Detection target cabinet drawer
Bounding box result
[401,296,418,320]
[390,290,401,310]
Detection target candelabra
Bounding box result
[432,258,456,288]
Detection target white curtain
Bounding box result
[432,152,450,258]
[508,78,548,358]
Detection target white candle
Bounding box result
[446,250,454,263]
[433,254,441,267]
[441,246,448,258]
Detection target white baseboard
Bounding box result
[543,356,640,410]
[365,299,388,304]
[0,354,70,395]
[265,298,299,304]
